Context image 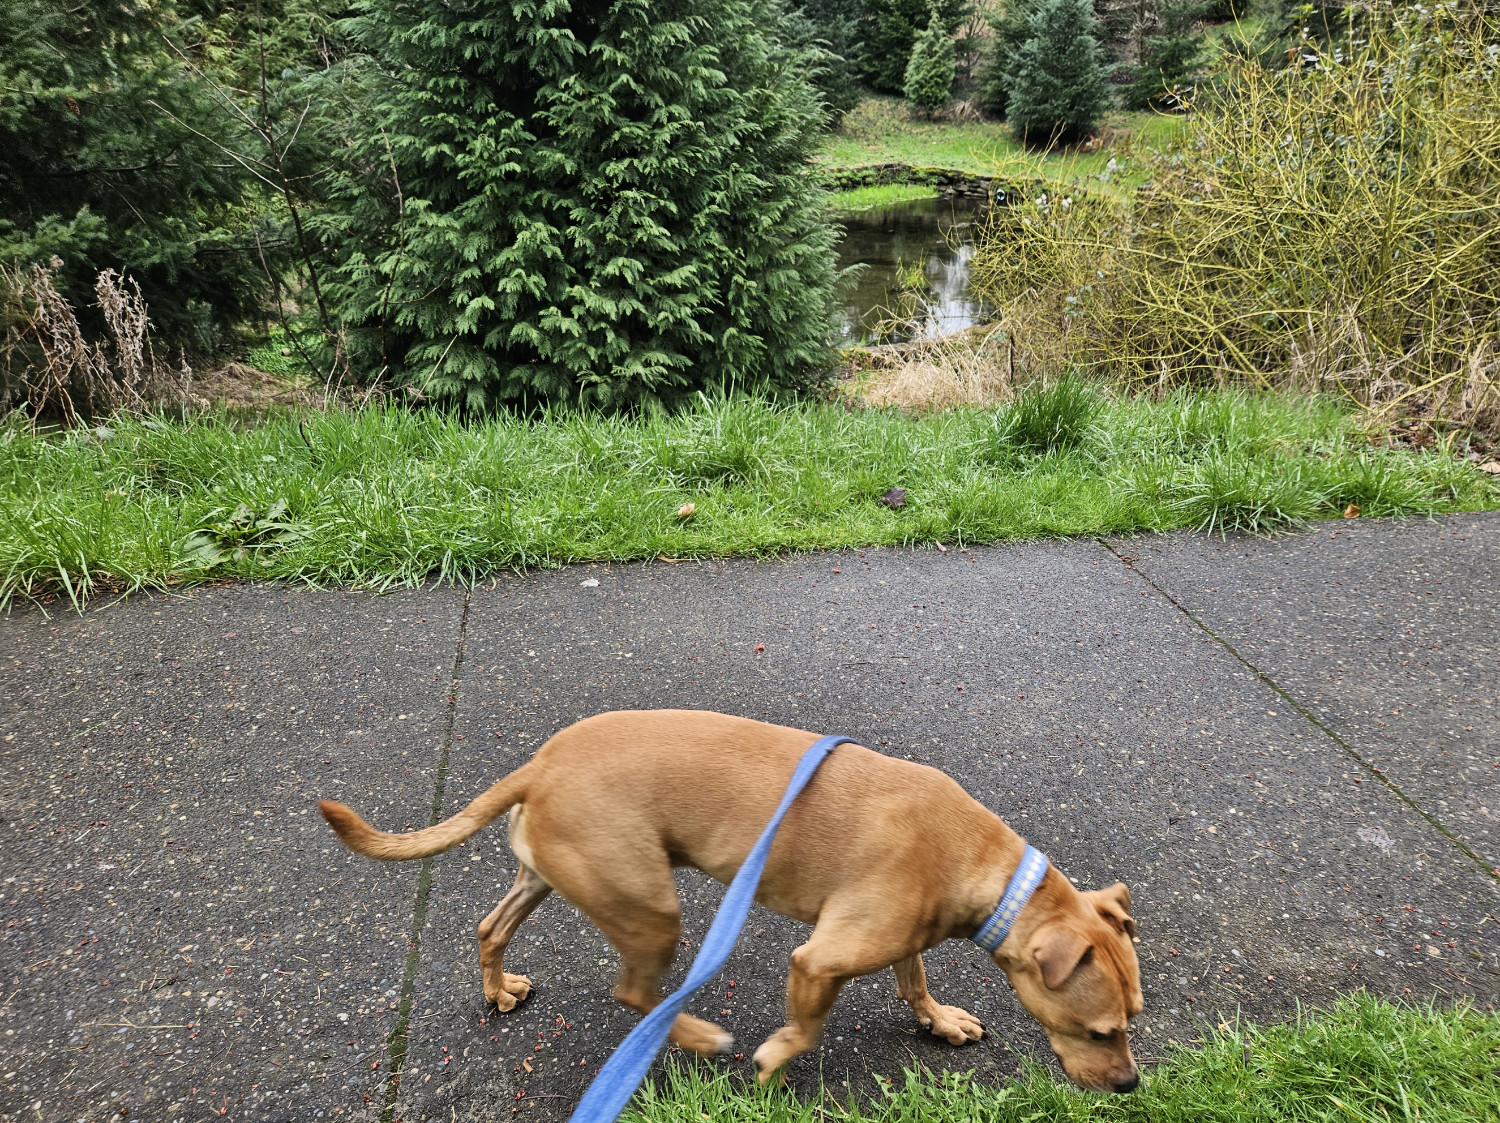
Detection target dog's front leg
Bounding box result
[892,954,984,1045]
[752,937,852,1083]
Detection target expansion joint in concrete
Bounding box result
[1097,539,1499,885]
[381,589,473,1121]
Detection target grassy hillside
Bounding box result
[817,98,1185,195]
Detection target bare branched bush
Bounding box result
[0,258,190,426]
[969,2,1500,431]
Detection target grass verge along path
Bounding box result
[2,389,1494,608]
[625,997,1498,1123]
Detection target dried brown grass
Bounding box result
[1,257,190,426]
[844,325,1016,410]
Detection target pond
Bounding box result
[833,195,991,344]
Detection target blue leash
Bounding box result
[566,734,856,1123]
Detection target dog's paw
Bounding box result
[919,1004,984,1046]
[752,1029,800,1082]
[486,973,533,1012]
[671,1013,734,1057]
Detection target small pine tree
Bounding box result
[1004,0,1111,146]
[329,0,838,410]
[1125,0,1205,110]
[904,5,957,116]
[0,0,269,344]
[859,0,972,95]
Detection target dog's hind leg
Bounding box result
[477,864,551,1011]
[569,873,733,1057]
[892,954,984,1045]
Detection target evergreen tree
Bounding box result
[859,0,971,94]
[784,0,866,125]
[904,4,957,115]
[1125,0,1205,109]
[0,0,266,344]
[1005,0,1111,146]
[1091,0,1138,71]
[977,0,1039,118]
[327,0,838,411]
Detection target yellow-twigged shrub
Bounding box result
[970,2,1500,429]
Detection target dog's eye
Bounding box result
[1089,1030,1112,1041]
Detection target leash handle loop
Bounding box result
[566,734,856,1123]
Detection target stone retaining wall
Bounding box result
[824,162,1038,203]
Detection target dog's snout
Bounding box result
[1110,1071,1140,1094]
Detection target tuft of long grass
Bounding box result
[623,996,1500,1123]
[826,185,940,213]
[0,391,1494,607]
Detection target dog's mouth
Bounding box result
[1049,1034,1140,1093]
[1066,1065,1140,1094]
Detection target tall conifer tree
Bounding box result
[1005,0,1110,145]
[1125,0,1205,110]
[328,0,838,410]
[859,0,971,94]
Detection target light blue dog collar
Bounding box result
[971,844,1049,952]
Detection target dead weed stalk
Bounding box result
[1,257,190,426]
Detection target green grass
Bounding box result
[827,184,940,212]
[244,325,317,380]
[817,98,1186,196]
[2,388,1494,607]
[624,996,1499,1123]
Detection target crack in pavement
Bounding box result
[1097,538,1500,885]
[380,589,473,1121]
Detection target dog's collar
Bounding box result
[971,845,1049,952]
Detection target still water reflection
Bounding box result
[833,195,990,343]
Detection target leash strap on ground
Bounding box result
[970,844,1048,952]
[566,734,857,1123]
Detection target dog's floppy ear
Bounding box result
[1091,882,1137,938]
[1033,925,1094,989]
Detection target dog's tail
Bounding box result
[318,765,531,861]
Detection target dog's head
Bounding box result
[990,878,1143,1092]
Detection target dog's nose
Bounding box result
[1111,1071,1140,1093]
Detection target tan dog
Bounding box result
[319,710,1143,1091]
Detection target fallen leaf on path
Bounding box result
[522,1058,533,1073]
[1480,460,1500,474]
[1343,503,1361,518]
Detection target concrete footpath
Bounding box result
[2,514,1497,1123]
